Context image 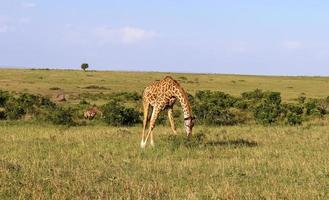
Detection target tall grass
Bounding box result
[1,122,328,199]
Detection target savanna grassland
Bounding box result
[1,68,329,199]
[1,68,329,102]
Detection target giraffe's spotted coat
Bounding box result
[140,76,195,148]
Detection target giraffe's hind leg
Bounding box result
[141,101,150,148]
[168,108,177,135]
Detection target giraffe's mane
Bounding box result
[164,76,192,114]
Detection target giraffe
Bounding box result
[140,76,195,148]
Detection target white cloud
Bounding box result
[0,24,9,33]
[282,41,303,50]
[18,17,31,24]
[21,2,36,8]
[0,16,32,33]
[0,23,16,33]
[93,26,157,45]
[121,27,157,44]
[0,17,13,33]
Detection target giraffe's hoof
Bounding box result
[140,141,146,148]
[150,140,155,147]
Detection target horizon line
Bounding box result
[0,65,329,78]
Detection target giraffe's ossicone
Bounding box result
[140,76,195,148]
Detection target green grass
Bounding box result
[1,122,329,199]
[1,68,329,199]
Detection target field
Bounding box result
[1,68,329,199]
[1,68,329,102]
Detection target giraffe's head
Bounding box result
[184,116,195,136]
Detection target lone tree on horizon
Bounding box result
[81,63,89,72]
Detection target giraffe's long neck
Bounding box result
[174,86,192,119]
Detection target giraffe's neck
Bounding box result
[174,86,192,119]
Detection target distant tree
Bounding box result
[81,63,89,72]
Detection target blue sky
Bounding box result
[1,1,329,75]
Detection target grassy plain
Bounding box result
[1,68,329,102]
[1,68,329,199]
[1,122,329,199]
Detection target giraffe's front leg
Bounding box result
[141,102,151,148]
[168,108,177,135]
[150,132,154,147]
[143,106,161,148]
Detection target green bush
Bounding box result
[254,104,281,125]
[0,109,6,120]
[264,91,281,104]
[207,108,238,125]
[305,100,317,115]
[102,101,140,126]
[3,93,57,120]
[4,97,26,120]
[282,103,304,125]
[0,88,327,127]
[0,90,74,123]
[195,90,237,109]
[194,90,246,125]
[156,109,182,125]
[0,90,10,107]
[253,92,282,125]
[233,97,249,110]
[39,97,57,109]
[241,89,269,110]
[284,104,304,115]
[16,93,40,114]
[193,101,212,122]
[297,95,306,104]
[156,111,167,125]
[304,99,325,116]
[241,89,264,101]
[317,97,329,116]
[46,107,76,126]
[230,108,251,124]
[286,113,303,125]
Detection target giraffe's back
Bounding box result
[143,76,179,107]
